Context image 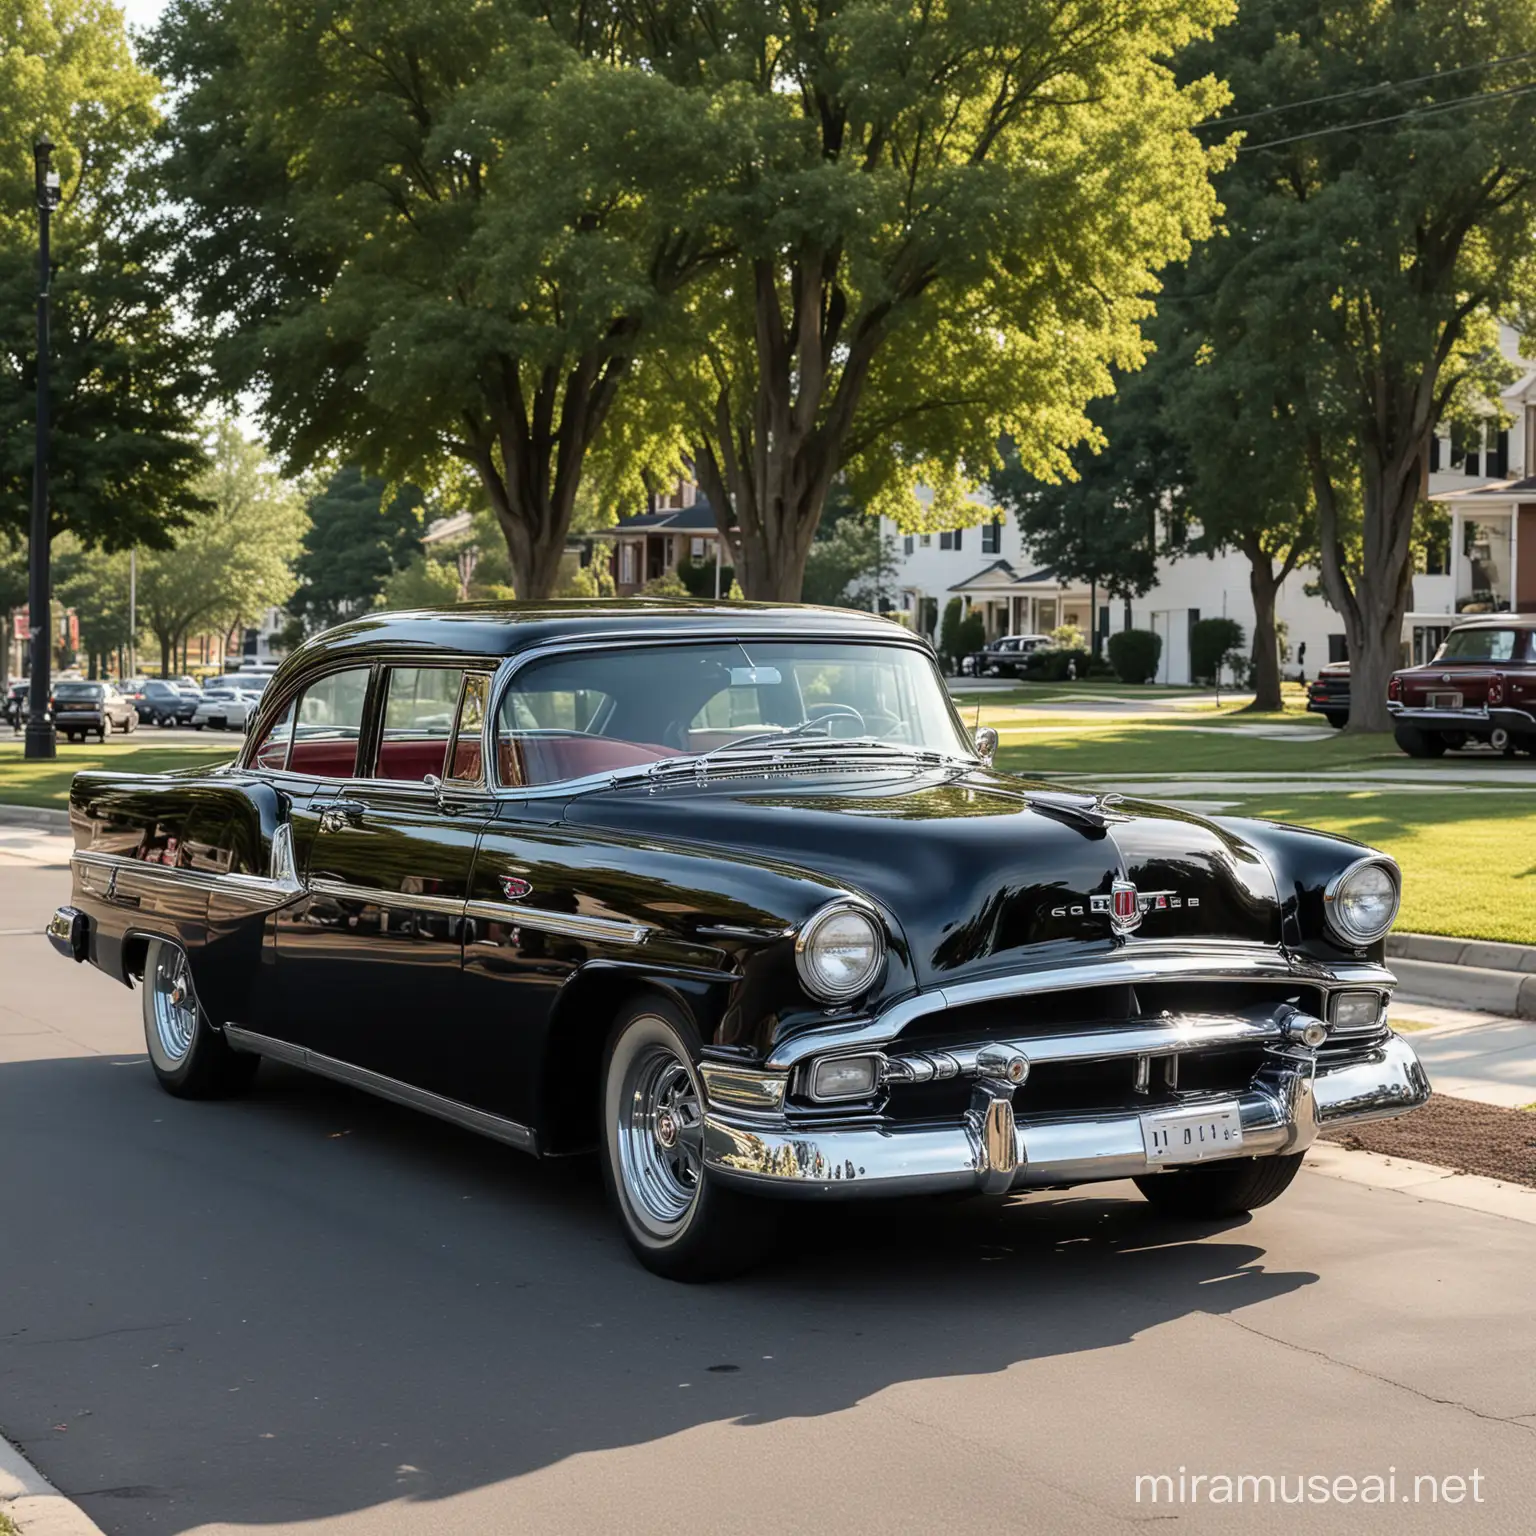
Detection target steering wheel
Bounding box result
[805,702,867,739]
[862,711,906,741]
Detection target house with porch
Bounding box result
[590,481,730,596]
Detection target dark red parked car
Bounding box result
[1388,615,1536,757]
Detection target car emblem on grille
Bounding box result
[500,876,532,900]
[1053,879,1198,932]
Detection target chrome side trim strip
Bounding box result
[222,1026,538,1153]
[766,947,1398,1069]
[464,899,650,946]
[699,1061,788,1113]
[72,847,304,916]
[308,878,466,918]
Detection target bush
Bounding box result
[937,597,966,670]
[956,612,985,664]
[1190,617,1246,686]
[676,555,735,599]
[1050,623,1087,652]
[1107,628,1162,684]
[1023,647,1091,682]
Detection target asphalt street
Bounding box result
[3,858,1535,1535]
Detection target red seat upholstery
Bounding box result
[287,738,361,779]
[375,738,450,783]
[515,736,680,785]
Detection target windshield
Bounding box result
[1434,628,1522,664]
[497,639,972,787]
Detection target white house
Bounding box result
[885,324,1536,683]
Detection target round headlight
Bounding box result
[795,902,885,1002]
[1324,859,1400,946]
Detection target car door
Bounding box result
[274,664,496,1097]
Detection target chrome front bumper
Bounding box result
[703,1033,1430,1199]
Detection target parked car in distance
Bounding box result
[190,678,269,731]
[132,679,195,727]
[962,633,1055,678]
[49,601,1430,1279]
[1305,663,1350,728]
[1388,615,1536,757]
[51,680,138,742]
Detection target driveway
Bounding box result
[3,858,1534,1535]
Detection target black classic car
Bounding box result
[49,602,1429,1278]
[1305,662,1350,728]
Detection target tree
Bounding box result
[651,0,1231,599]
[136,419,304,674]
[802,506,897,612]
[1,0,208,551]
[990,365,1185,636]
[52,537,132,676]
[1176,0,1536,729]
[0,533,28,679]
[285,468,424,636]
[149,0,730,600]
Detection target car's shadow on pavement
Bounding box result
[0,1053,1318,1534]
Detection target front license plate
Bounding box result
[1141,1102,1244,1165]
[1427,692,1463,709]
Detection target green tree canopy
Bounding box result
[646,0,1232,598]
[1174,0,1536,728]
[1,0,208,550]
[135,418,304,674]
[149,0,731,600]
[286,467,425,636]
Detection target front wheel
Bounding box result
[600,999,778,1281]
[1134,1152,1304,1220]
[141,938,260,1099]
[1394,724,1446,758]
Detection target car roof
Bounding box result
[279,600,917,672]
[1446,614,1536,628]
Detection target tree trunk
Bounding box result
[1308,430,1420,733]
[159,631,172,677]
[1243,538,1283,713]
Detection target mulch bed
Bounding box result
[1323,1093,1536,1189]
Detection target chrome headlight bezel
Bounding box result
[794,899,886,1003]
[1323,858,1401,947]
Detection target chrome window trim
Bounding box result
[765,945,1398,1070]
[484,631,978,797]
[464,898,650,946]
[223,1026,537,1153]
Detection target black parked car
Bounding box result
[49,602,1428,1279]
[134,678,198,726]
[51,680,139,741]
[1305,663,1350,728]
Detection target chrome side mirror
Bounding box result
[973,726,998,767]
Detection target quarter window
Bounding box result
[250,699,295,770]
[287,667,371,779]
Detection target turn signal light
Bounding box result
[810,1055,881,1101]
[1387,675,1402,702]
[1489,673,1506,706]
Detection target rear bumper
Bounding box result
[702,1032,1429,1200]
[1388,703,1536,733]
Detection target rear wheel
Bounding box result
[1394,724,1446,758]
[1135,1153,1304,1219]
[600,998,778,1281]
[1325,713,1347,729]
[141,938,259,1099]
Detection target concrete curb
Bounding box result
[1305,1142,1536,1227]
[0,805,68,831]
[1388,930,1536,974]
[1391,958,1536,1019]
[0,1433,107,1536]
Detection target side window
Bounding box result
[250,698,296,770]
[447,673,491,784]
[288,668,371,779]
[375,667,464,782]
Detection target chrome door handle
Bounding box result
[319,799,367,833]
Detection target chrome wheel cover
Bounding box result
[149,945,198,1067]
[615,1034,704,1238]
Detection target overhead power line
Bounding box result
[1236,76,1536,152]
[1198,48,1536,130]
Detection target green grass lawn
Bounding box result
[1219,791,1536,945]
[0,740,234,809]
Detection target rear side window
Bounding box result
[287,668,371,778]
[375,667,463,782]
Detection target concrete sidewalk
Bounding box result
[1392,1002,1536,1109]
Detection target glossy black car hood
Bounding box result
[563,769,1283,988]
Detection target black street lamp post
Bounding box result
[25,135,62,761]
